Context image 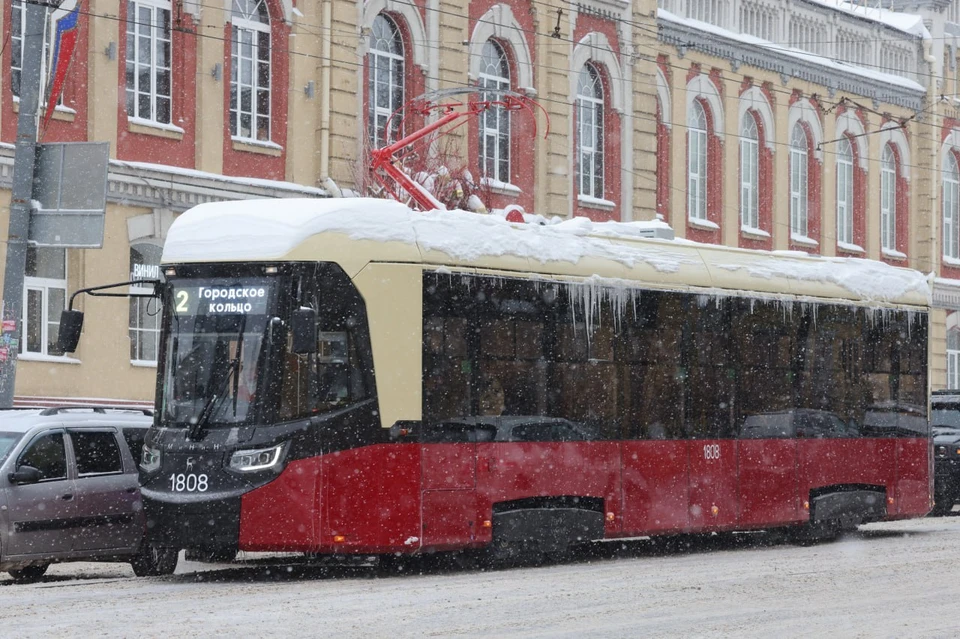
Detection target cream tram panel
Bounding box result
[284,234,423,278]
[351,263,423,429]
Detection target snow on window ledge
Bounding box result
[18,353,81,365]
[740,225,770,238]
[790,233,819,247]
[882,248,908,260]
[128,116,185,135]
[577,194,615,211]
[944,256,960,267]
[231,137,283,154]
[131,359,158,368]
[688,217,720,230]
[480,177,522,196]
[837,241,865,254]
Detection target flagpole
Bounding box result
[0,0,53,407]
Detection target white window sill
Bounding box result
[837,241,865,254]
[791,233,819,247]
[18,353,81,364]
[231,136,282,150]
[688,217,720,230]
[131,359,158,368]
[481,177,521,196]
[944,256,960,266]
[577,194,615,211]
[740,225,770,238]
[128,116,185,134]
[882,248,907,259]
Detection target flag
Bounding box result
[42,0,81,133]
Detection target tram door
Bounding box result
[687,440,739,529]
[420,433,480,550]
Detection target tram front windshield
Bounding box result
[161,279,275,427]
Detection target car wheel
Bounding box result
[131,544,178,577]
[8,563,49,584]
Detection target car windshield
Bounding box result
[932,407,960,429]
[0,431,23,463]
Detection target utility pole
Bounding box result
[0,1,50,407]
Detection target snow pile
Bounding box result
[163,198,698,274]
[162,198,930,304]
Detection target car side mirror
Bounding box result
[291,308,317,354]
[8,465,42,485]
[57,309,84,353]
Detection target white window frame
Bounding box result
[12,0,59,103]
[739,112,759,230]
[881,144,897,252]
[125,0,172,125]
[790,123,809,238]
[231,0,271,142]
[949,321,960,389]
[687,100,708,222]
[22,247,67,358]
[479,40,511,184]
[576,64,604,199]
[945,153,960,260]
[129,244,162,365]
[836,137,854,245]
[367,13,404,149]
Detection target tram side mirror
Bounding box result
[291,308,317,354]
[57,309,84,353]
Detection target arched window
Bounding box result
[479,40,510,183]
[836,137,854,245]
[739,112,759,230]
[367,14,404,148]
[945,153,960,260]
[881,144,897,252]
[790,123,809,237]
[687,101,708,222]
[230,0,271,141]
[577,64,604,199]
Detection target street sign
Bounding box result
[30,141,109,248]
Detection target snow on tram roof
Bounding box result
[162,198,931,306]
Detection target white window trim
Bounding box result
[836,140,854,246]
[367,14,404,149]
[881,145,897,252]
[22,252,67,358]
[687,101,708,222]
[478,42,511,184]
[126,0,173,125]
[231,3,272,142]
[945,155,960,261]
[739,114,759,231]
[577,66,604,199]
[790,126,809,238]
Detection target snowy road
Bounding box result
[3,516,960,638]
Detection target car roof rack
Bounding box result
[38,406,153,417]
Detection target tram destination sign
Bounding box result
[174,284,272,316]
[30,141,109,248]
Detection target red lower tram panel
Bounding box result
[237,438,931,554]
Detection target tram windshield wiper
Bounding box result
[187,315,247,440]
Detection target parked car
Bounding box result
[932,390,960,515]
[0,406,177,583]
[422,415,600,443]
[739,409,853,439]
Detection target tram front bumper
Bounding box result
[142,493,241,557]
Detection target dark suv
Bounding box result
[0,407,178,582]
[931,390,960,515]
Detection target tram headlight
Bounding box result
[228,443,286,472]
[140,444,161,474]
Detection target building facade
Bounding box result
[3,0,960,404]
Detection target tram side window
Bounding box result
[279,266,375,421]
